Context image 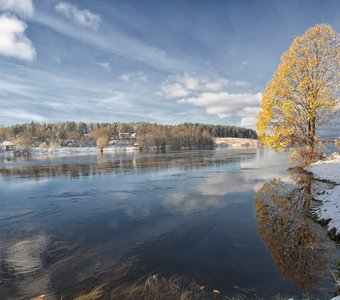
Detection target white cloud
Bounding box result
[238,107,261,127]
[94,61,111,71]
[161,74,248,99]
[178,91,261,119]
[55,2,101,30]
[161,82,190,98]
[119,71,147,82]
[161,74,260,127]
[0,14,36,61]
[240,117,258,127]
[0,0,34,18]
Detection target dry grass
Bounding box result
[63,277,330,300]
[74,285,104,300]
[110,275,209,300]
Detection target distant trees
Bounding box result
[0,121,257,150]
[257,24,339,165]
[136,124,213,150]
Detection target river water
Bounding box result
[0,148,338,299]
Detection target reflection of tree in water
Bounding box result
[255,179,336,291]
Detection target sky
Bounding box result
[0,0,339,136]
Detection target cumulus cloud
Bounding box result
[178,92,262,119]
[0,0,34,18]
[0,14,36,61]
[161,74,238,98]
[162,74,250,99]
[240,117,258,127]
[161,74,260,127]
[239,106,261,127]
[161,82,190,98]
[55,2,101,30]
[94,61,111,71]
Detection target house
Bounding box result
[1,141,14,151]
[60,140,80,147]
[119,133,136,139]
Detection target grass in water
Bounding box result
[110,275,208,299]
[74,285,104,300]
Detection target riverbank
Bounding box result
[213,137,259,148]
[305,153,340,235]
[0,138,260,160]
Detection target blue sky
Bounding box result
[0,0,339,135]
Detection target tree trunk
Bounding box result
[306,117,316,151]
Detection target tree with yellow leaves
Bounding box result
[96,136,108,153]
[257,24,339,164]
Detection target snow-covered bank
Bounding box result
[305,154,340,184]
[305,154,340,234]
[0,146,143,164]
[0,146,140,157]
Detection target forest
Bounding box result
[0,121,258,150]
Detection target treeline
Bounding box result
[0,121,257,150]
[136,124,213,150]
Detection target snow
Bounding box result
[305,154,340,184]
[331,296,340,300]
[1,140,13,146]
[305,154,340,234]
[312,185,340,233]
[31,146,139,156]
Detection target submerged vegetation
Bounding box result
[63,274,335,300]
[109,275,209,300]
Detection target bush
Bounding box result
[38,142,48,152]
[96,136,108,152]
[289,144,324,167]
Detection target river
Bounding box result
[0,147,338,299]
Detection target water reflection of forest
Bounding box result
[255,177,338,293]
[0,151,256,179]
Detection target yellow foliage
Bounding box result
[96,136,108,152]
[257,24,339,155]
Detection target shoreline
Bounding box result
[305,153,340,236]
[0,137,260,158]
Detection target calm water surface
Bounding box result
[0,148,338,299]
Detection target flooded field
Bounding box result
[0,148,339,299]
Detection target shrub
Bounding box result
[289,144,324,167]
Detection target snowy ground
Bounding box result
[32,146,139,154]
[305,154,340,235]
[305,154,340,184]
